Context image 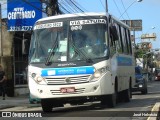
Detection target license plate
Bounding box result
[60,87,75,93]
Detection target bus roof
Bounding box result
[111,15,130,29]
[36,12,129,29]
[36,12,107,22]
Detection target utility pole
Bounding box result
[46,0,60,16]
[106,0,108,13]
[0,4,2,64]
[133,29,136,47]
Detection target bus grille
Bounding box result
[45,75,90,85]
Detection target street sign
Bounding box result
[141,33,156,40]
[122,20,142,31]
[7,0,42,31]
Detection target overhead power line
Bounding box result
[59,0,77,13]
[22,0,47,14]
[72,0,88,12]
[112,0,125,20]
[58,0,86,14]
[99,0,105,11]
[120,0,130,20]
[69,0,84,12]
[58,3,71,13]
[119,0,138,19]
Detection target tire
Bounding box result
[41,99,53,112]
[141,82,148,94]
[124,82,131,102]
[101,93,117,108]
[101,79,118,107]
[107,92,117,107]
[124,88,131,102]
[141,88,148,94]
[101,95,108,106]
[101,89,117,107]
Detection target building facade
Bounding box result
[1,19,29,96]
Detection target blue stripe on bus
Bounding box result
[117,56,132,66]
[41,66,95,76]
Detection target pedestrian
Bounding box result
[0,65,6,100]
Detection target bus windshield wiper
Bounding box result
[70,40,93,63]
[45,33,59,66]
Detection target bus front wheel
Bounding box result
[101,91,117,108]
[107,91,117,107]
[41,99,53,112]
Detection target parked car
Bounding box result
[154,68,160,81]
[132,66,148,94]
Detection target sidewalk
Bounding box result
[0,94,39,110]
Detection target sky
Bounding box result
[0,0,6,16]
[0,0,159,49]
[76,0,160,49]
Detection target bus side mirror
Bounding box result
[110,26,119,41]
[22,39,30,55]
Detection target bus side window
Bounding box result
[120,27,128,54]
[110,26,119,41]
[109,25,116,56]
[112,23,123,54]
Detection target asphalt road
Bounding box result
[1,80,160,120]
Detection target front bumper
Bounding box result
[132,82,145,91]
[29,78,112,99]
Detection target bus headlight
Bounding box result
[31,73,45,84]
[94,71,101,78]
[90,67,108,82]
[35,76,44,82]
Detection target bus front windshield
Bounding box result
[29,18,108,63]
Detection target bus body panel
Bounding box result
[29,75,114,99]
[28,12,135,109]
[29,62,114,99]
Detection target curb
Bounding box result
[147,102,160,120]
[0,104,41,110]
[0,105,16,110]
[0,96,29,110]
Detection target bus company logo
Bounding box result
[65,77,71,83]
